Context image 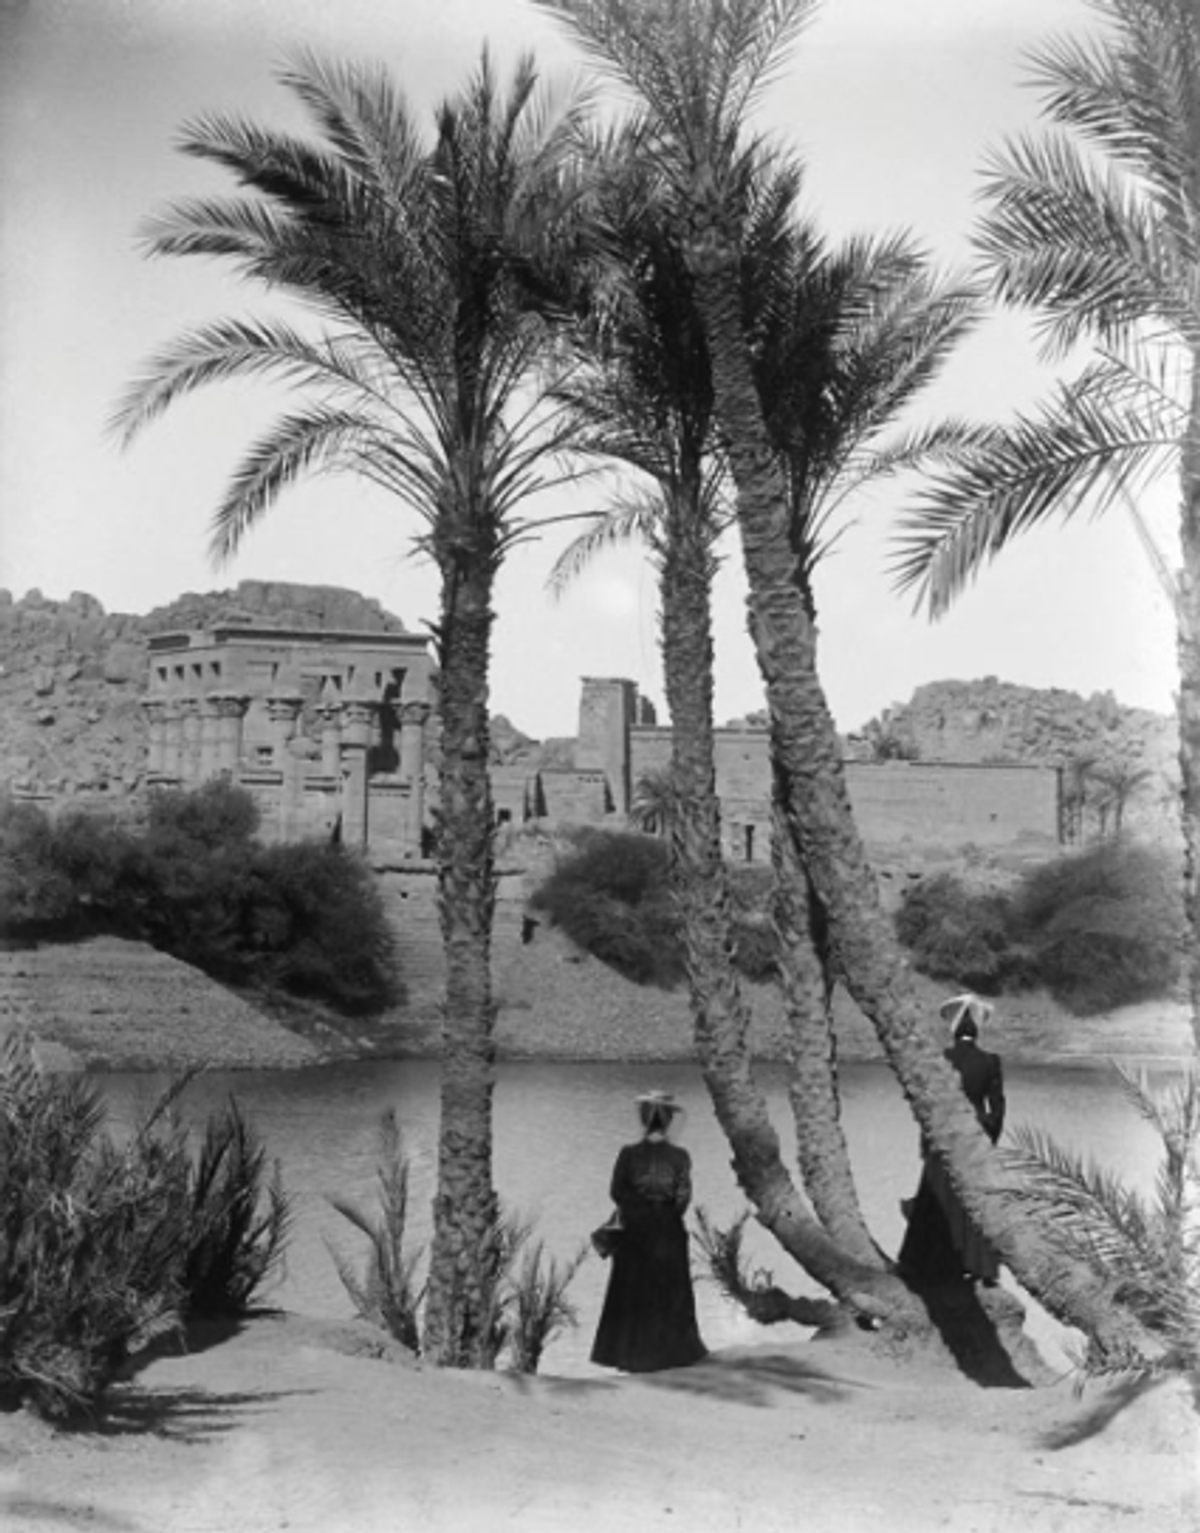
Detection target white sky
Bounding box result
[0,0,1180,739]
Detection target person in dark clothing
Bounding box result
[590,1091,707,1373]
[898,993,1006,1286]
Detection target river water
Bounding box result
[100,1058,1176,1377]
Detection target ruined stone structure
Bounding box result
[497,678,1062,863]
[143,623,435,858]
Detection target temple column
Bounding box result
[339,698,376,850]
[198,700,221,783]
[162,703,184,783]
[210,693,248,776]
[398,699,431,856]
[178,697,202,786]
[142,699,167,776]
[267,693,304,839]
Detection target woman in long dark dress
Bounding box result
[591,1091,707,1373]
[898,993,1006,1286]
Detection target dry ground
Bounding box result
[1,1313,1195,1533]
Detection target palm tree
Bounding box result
[892,0,1199,1038]
[113,50,585,1366]
[552,136,889,1297]
[1093,760,1155,839]
[539,0,1162,1363]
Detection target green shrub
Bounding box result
[1010,842,1183,1015]
[530,830,684,987]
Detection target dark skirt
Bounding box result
[591,1207,706,1373]
[898,1154,1000,1285]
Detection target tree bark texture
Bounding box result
[660,485,907,1316]
[682,195,1161,1363]
[422,546,502,1367]
[1176,355,1200,1050]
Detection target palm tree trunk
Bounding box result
[770,790,881,1266]
[1176,356,1200,1050]
[422,551,502,1368]
[681,194,1161,1362]
[660,486,900,1314]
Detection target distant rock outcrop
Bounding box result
[850,677,1180,848]
[0,582,408,805]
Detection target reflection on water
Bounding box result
[101,1059,1175,1377]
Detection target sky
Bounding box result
[0,0,1181,741]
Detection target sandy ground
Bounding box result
[1,1313,1195,1533]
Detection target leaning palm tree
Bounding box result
[552,136,889,1297]
[892,0,1200,1038]
[113,50,586,1367]
[540,0,1163,1363]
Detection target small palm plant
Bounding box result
[328,1113,585,1372]
[181,1098,291,1321]
[326,1110,426,1355]
[1002,1063,1200,1381]
[505,1236,588,1375]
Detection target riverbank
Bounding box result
[2,1310,1194,1532]
[1,932,1194,1072]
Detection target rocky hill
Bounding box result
[851,677,1180,847]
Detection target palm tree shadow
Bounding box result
[0,1497,141,1532]
[1037,1372,1189,1449]
[85,1382,315,1443]
[622,1349,862,1407]
[916,1282,1036,1388]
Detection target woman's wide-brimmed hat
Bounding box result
[634,1089,685,1131]
[939,992,994,1033]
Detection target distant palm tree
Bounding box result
[892,0,1199,1038]
[540,0,1163,1363]
[1093,761,1155,839]
[114,51,586,1366]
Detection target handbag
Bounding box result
[590,1210,623,1259]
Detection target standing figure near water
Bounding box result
[591,1090,707,1373]
[898,993,1006,1286]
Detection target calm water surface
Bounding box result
[100,1060,1175,1376]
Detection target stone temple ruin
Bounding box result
[140,622,1062,868]
[143,622,435,859]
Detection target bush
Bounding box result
[1009,841,1183,1016]
[895,843,1183,1016]
[0,797,75,934]
[894,872,1016,994]
[0,1032,290,1422]
[180,1098,291,1320]
[247,843,401,1014]
[0,784,402,1017]
[530,830,684,987]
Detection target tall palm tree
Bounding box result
[554,136,892,1298]
[539,0,1162,1362]
[113,50,585,1366]
[892,0,1199,1039]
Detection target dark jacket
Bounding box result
[944,1039,1005,1142]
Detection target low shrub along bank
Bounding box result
[0,784,401,1016]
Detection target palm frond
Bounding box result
[892,361,1185,616]
[976,131,1199,354]
[546,488,666,597]
[209,408,378,563]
